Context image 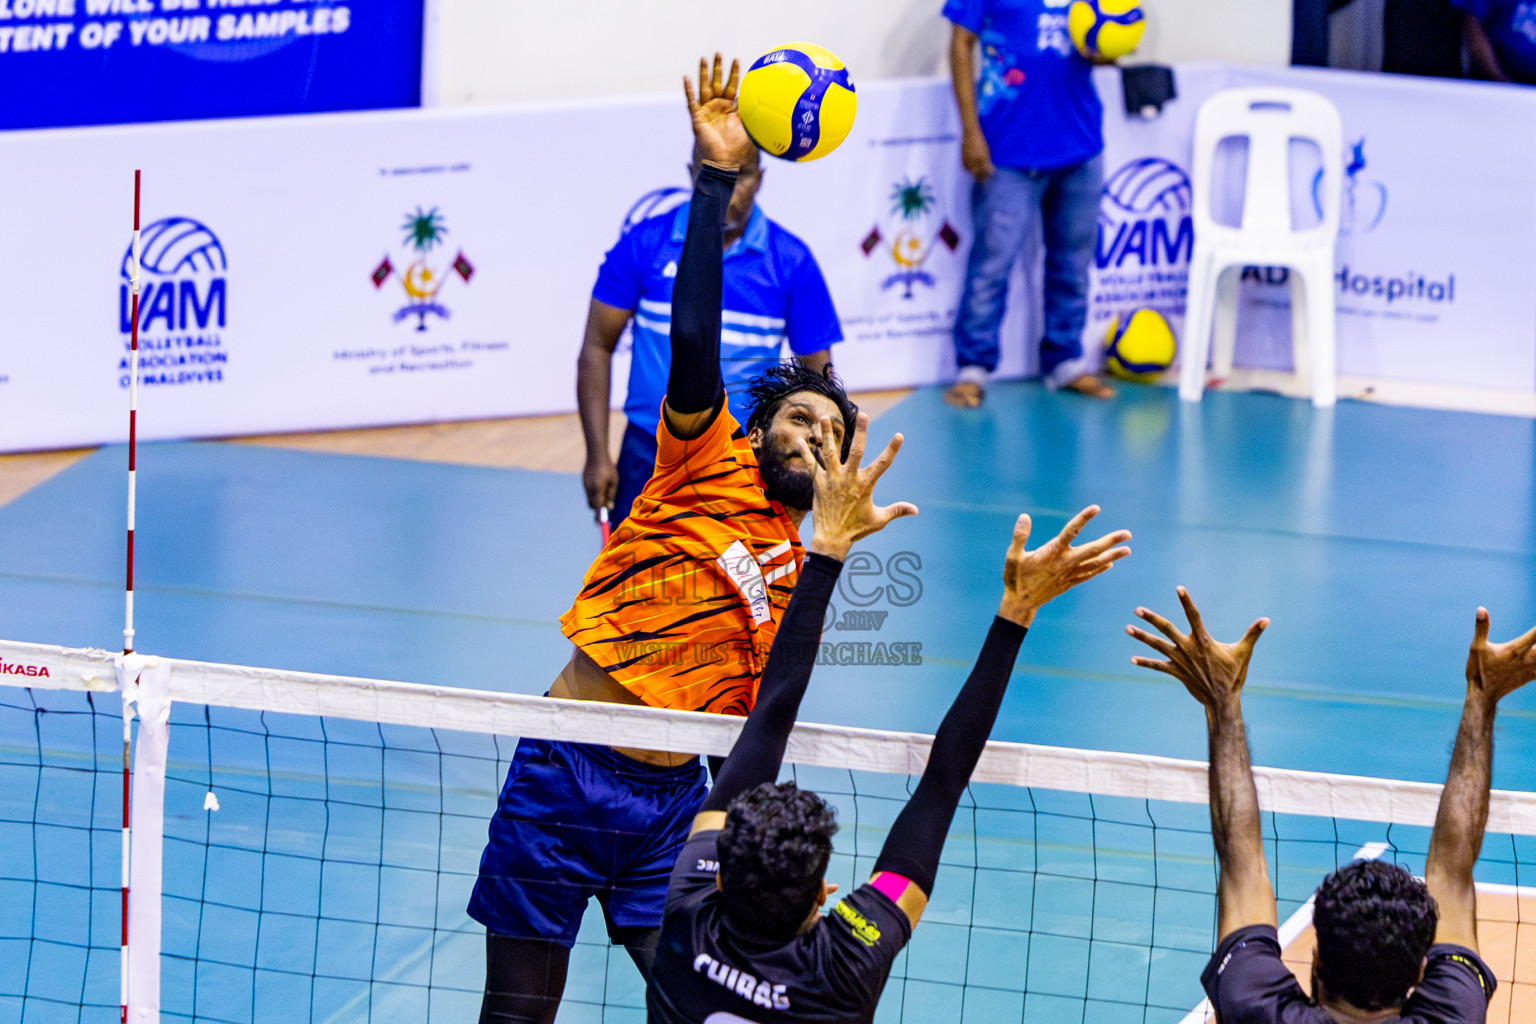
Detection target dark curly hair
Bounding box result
[743,363,859,461]
[717,781,838,939]
[1312,859,1438,1010]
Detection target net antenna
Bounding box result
[122,168,142,1024]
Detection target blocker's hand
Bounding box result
[683,54,756,170]
[997,506,1131,627]
[1127,588,1268,712]
[801,413,917,561]
[1464,608,1536,708]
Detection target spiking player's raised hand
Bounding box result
[996,506,1131,627]
[799,413,917,560]
[683,54,755,170]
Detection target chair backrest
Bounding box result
[1190,87,1343,250]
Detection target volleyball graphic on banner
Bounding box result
[117,217,229,390]
[738,43,857,162]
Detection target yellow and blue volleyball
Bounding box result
[1068,0,1146,61]
[1104,308,1176,382]
[738,43,857,162]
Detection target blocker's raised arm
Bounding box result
[1127,589,1275,941]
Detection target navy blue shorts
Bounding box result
[467,736,707,946]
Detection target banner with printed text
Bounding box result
[1,66,1534,452]
[0,0,423,129]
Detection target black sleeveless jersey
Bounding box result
[647,831,912,1023]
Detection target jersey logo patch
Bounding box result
[834,901,882,947]
[718,540,771,624]
[693,953,790,1010]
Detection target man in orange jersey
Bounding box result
[468,56,918,1024]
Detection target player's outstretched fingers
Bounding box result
[1075,546,1131,582]
[794,435,820,476]
[1237,618,1270,654]
[1175,586,1207,638]
[1001,514,1032,583]
[683,75,698,112]
[840,411,870,472]
[1057,505,1101,547]
[1136,604,1187,645]
[863,432,904,483]
[724,57,741,99]
[873,500,920,527]
[1074,528,1133,563]
[814,416,840,472]
[708,54,722,98]
[1130,653,1180,678]
[1126,623,1177,659]
[1009,513,1033,557]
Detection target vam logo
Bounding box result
[1314,138,1387,235]
[619,186,687,237]
[119,217,228,389]
[1096,157,1193,270]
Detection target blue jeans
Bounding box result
[612,422,659,529]
[954,156,1103,382]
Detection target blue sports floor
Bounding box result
[3,382,1534,1022]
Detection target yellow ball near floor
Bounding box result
[1104,308,1177,382]
[1068,0,1146,61]
[738,43,857,162]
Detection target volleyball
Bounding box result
[1068,0,1146,61]
[737,43,857,162]
[1104,308,1176,382]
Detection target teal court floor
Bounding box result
[3,382,1534,1023]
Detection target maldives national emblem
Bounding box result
[861,176,961,299]
[370,206,475,331]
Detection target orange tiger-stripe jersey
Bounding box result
[560,408,802,716]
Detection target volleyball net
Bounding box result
[2,637,1532,1024]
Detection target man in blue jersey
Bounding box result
[943,0,1115,408]
[1459,0,1536,83]
[577,138,842,527]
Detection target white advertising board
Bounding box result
[1,65,1533,452]
[1224,65,1536,389]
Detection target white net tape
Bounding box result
[6,637,1535,833]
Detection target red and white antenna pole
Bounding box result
[122,167,142,1024]
[125,169,141,658]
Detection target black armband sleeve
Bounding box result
[666,163,736,419]
[702,553,841,812]
[872,616,1027,895]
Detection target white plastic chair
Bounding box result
[1179,87,1343,408]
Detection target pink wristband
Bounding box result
[871,871,913,904]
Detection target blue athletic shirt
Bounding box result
[1455,0,1536,83]
[942,0,1104,170]
[592,202,842,437]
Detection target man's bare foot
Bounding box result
[944,381,985,408]
[1062,374,1115,400]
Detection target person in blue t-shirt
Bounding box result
[1458,0,1536,83]
[577,140,841,527]
[943,0,1115,408]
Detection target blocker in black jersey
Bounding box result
[647,832,912,1023]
